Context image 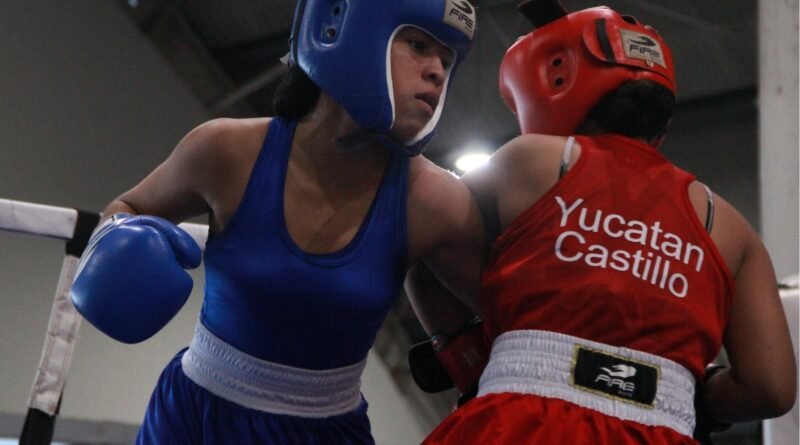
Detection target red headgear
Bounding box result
[499,2,676,135]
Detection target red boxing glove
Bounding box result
[431,317,490,396]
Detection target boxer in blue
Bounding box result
[70,1,483,443]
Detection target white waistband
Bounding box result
[478,330,696,437]
[181,322,366,418]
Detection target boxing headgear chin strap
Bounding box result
[500,3,676,136]
[289,0,476,156]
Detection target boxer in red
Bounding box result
[415,1,797,443]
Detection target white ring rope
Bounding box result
[29,256,82,415]
[0,197,209,418]
[0,198,78,240]
[0,197,209,248]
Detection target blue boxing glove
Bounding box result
[70,213,202,344]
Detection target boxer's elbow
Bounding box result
[738,369,797,419]
[762,357,797,417]
[761,377,797,418]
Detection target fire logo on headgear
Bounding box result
[444,0,476,39]
[620,29,666,68]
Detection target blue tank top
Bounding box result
[201,117,409,370]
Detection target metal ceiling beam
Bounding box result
[208,62,287,116]
[479,0,743,39]
[479,0,521,8]
[117,0,257,117]
[613,0,742,38]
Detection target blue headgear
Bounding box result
[289,0,476,155]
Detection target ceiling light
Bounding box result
[455,152,490,173]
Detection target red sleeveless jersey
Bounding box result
[481,134,734,377]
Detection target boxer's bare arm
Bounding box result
[701,197,797,422]
[462,133,579,235]
[104,120,224,221]
[405,159,488,396]
[406,156,484,332]
[102,118,267,231]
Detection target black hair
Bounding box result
[578,80,675,142]
[272,65,321,120]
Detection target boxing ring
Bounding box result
[0,198,207,445]
[1,196,797,445]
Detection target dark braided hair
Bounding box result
[273,65,321,120]
[578,80,675,142]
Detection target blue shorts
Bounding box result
[136,349,375,445]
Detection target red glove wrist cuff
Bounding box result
[432,318,490,394]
